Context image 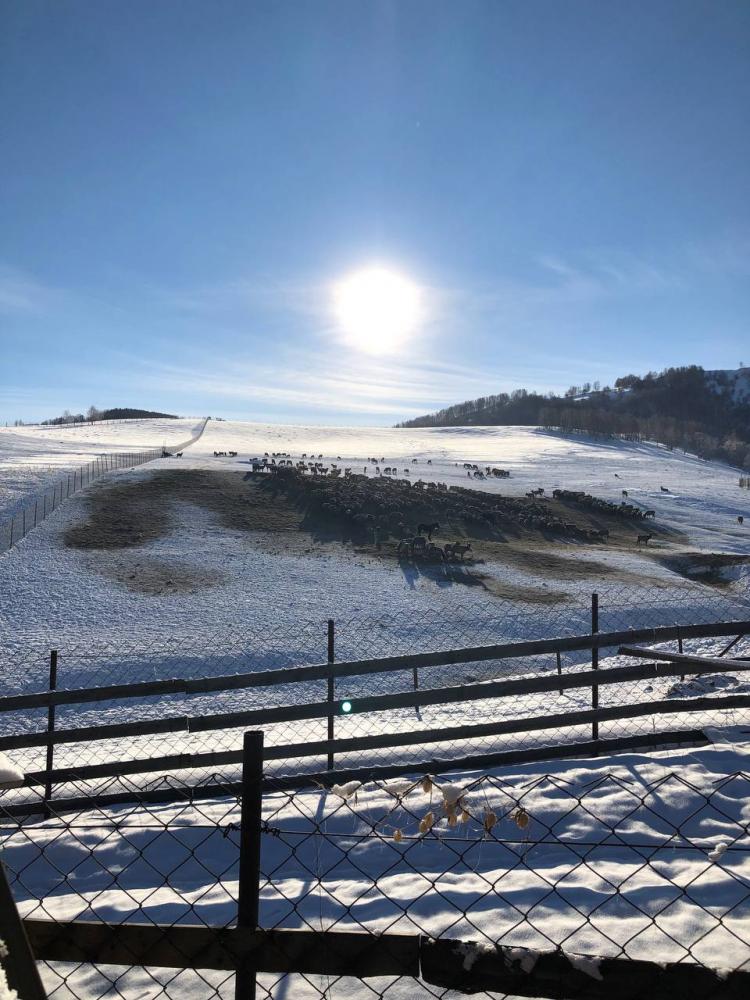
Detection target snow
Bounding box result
[568,954,604,980]
[0,949,19,1000]
[0,754,22,788]
[0,407,748,997]
[0,417,205,517]
[2,734,749,1000]
[0,420,747,653]
[708,841,729,863]
[454,939,495,970]
[330,780,362,799]
[705,367,750,404]
[177,419,750,553]
[0,417,204,470]
[503,945,539,973]
[0,417,748,783]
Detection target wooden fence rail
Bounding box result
[3,653,749,755]
[21,920,749,999]
[2,618,749,716]
[0,729,712,819]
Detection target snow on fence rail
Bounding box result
[0,417,209,551]
[1,731,749,1000]
[1,609,749,816]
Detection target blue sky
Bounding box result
[1,0,749,425]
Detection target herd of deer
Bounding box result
[219,446,746,545]
[396,526,472,563]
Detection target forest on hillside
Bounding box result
[398,366,750,470]
[33,407,178,426]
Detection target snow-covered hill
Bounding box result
[705,366,750,403]
[0,419,747,659]
[0,416,204,470]
[184,420,750,552]
[0,417,205,516]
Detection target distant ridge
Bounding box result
[397,365,750,470]
[39,406,178,426]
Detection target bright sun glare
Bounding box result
[333,267,422,354]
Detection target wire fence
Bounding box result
[1,731,748,999]
[1,586,749,812]
[0,418,209,552]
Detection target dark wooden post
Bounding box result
[556,650,563,695]
[327,619,335,770]
[0,861,48,1000]
[43,650,58,816]
[591,592,599,741]
[678,633,684,681]
[235,731,264,1000]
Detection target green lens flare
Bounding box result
[341,700,353,713]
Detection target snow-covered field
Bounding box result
[0,419,747,655]
[0,417,204,470]
[0,417,204,516]
[0,417,747,789]
[0,417,748,680]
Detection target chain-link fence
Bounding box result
[0,587,749,814]
[0,418,209,552]
[1,731,749,999]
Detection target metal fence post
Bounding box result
[0,860,48,1000]
[235,730,264,1000]
[43,650,58,817]
[327,619,335,770]
[678,632,685,681]
[591,592,599,741]
[556,650,563,695]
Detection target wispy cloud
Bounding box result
[120,347,505,419]
[0,266,58,315]
[684,235,750,277]
[152,276,326,319]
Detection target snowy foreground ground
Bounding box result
[3,728,749,999]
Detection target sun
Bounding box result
[332,267,422,354]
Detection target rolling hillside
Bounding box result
[398,366,750,470]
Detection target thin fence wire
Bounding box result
[0,417,209,552]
